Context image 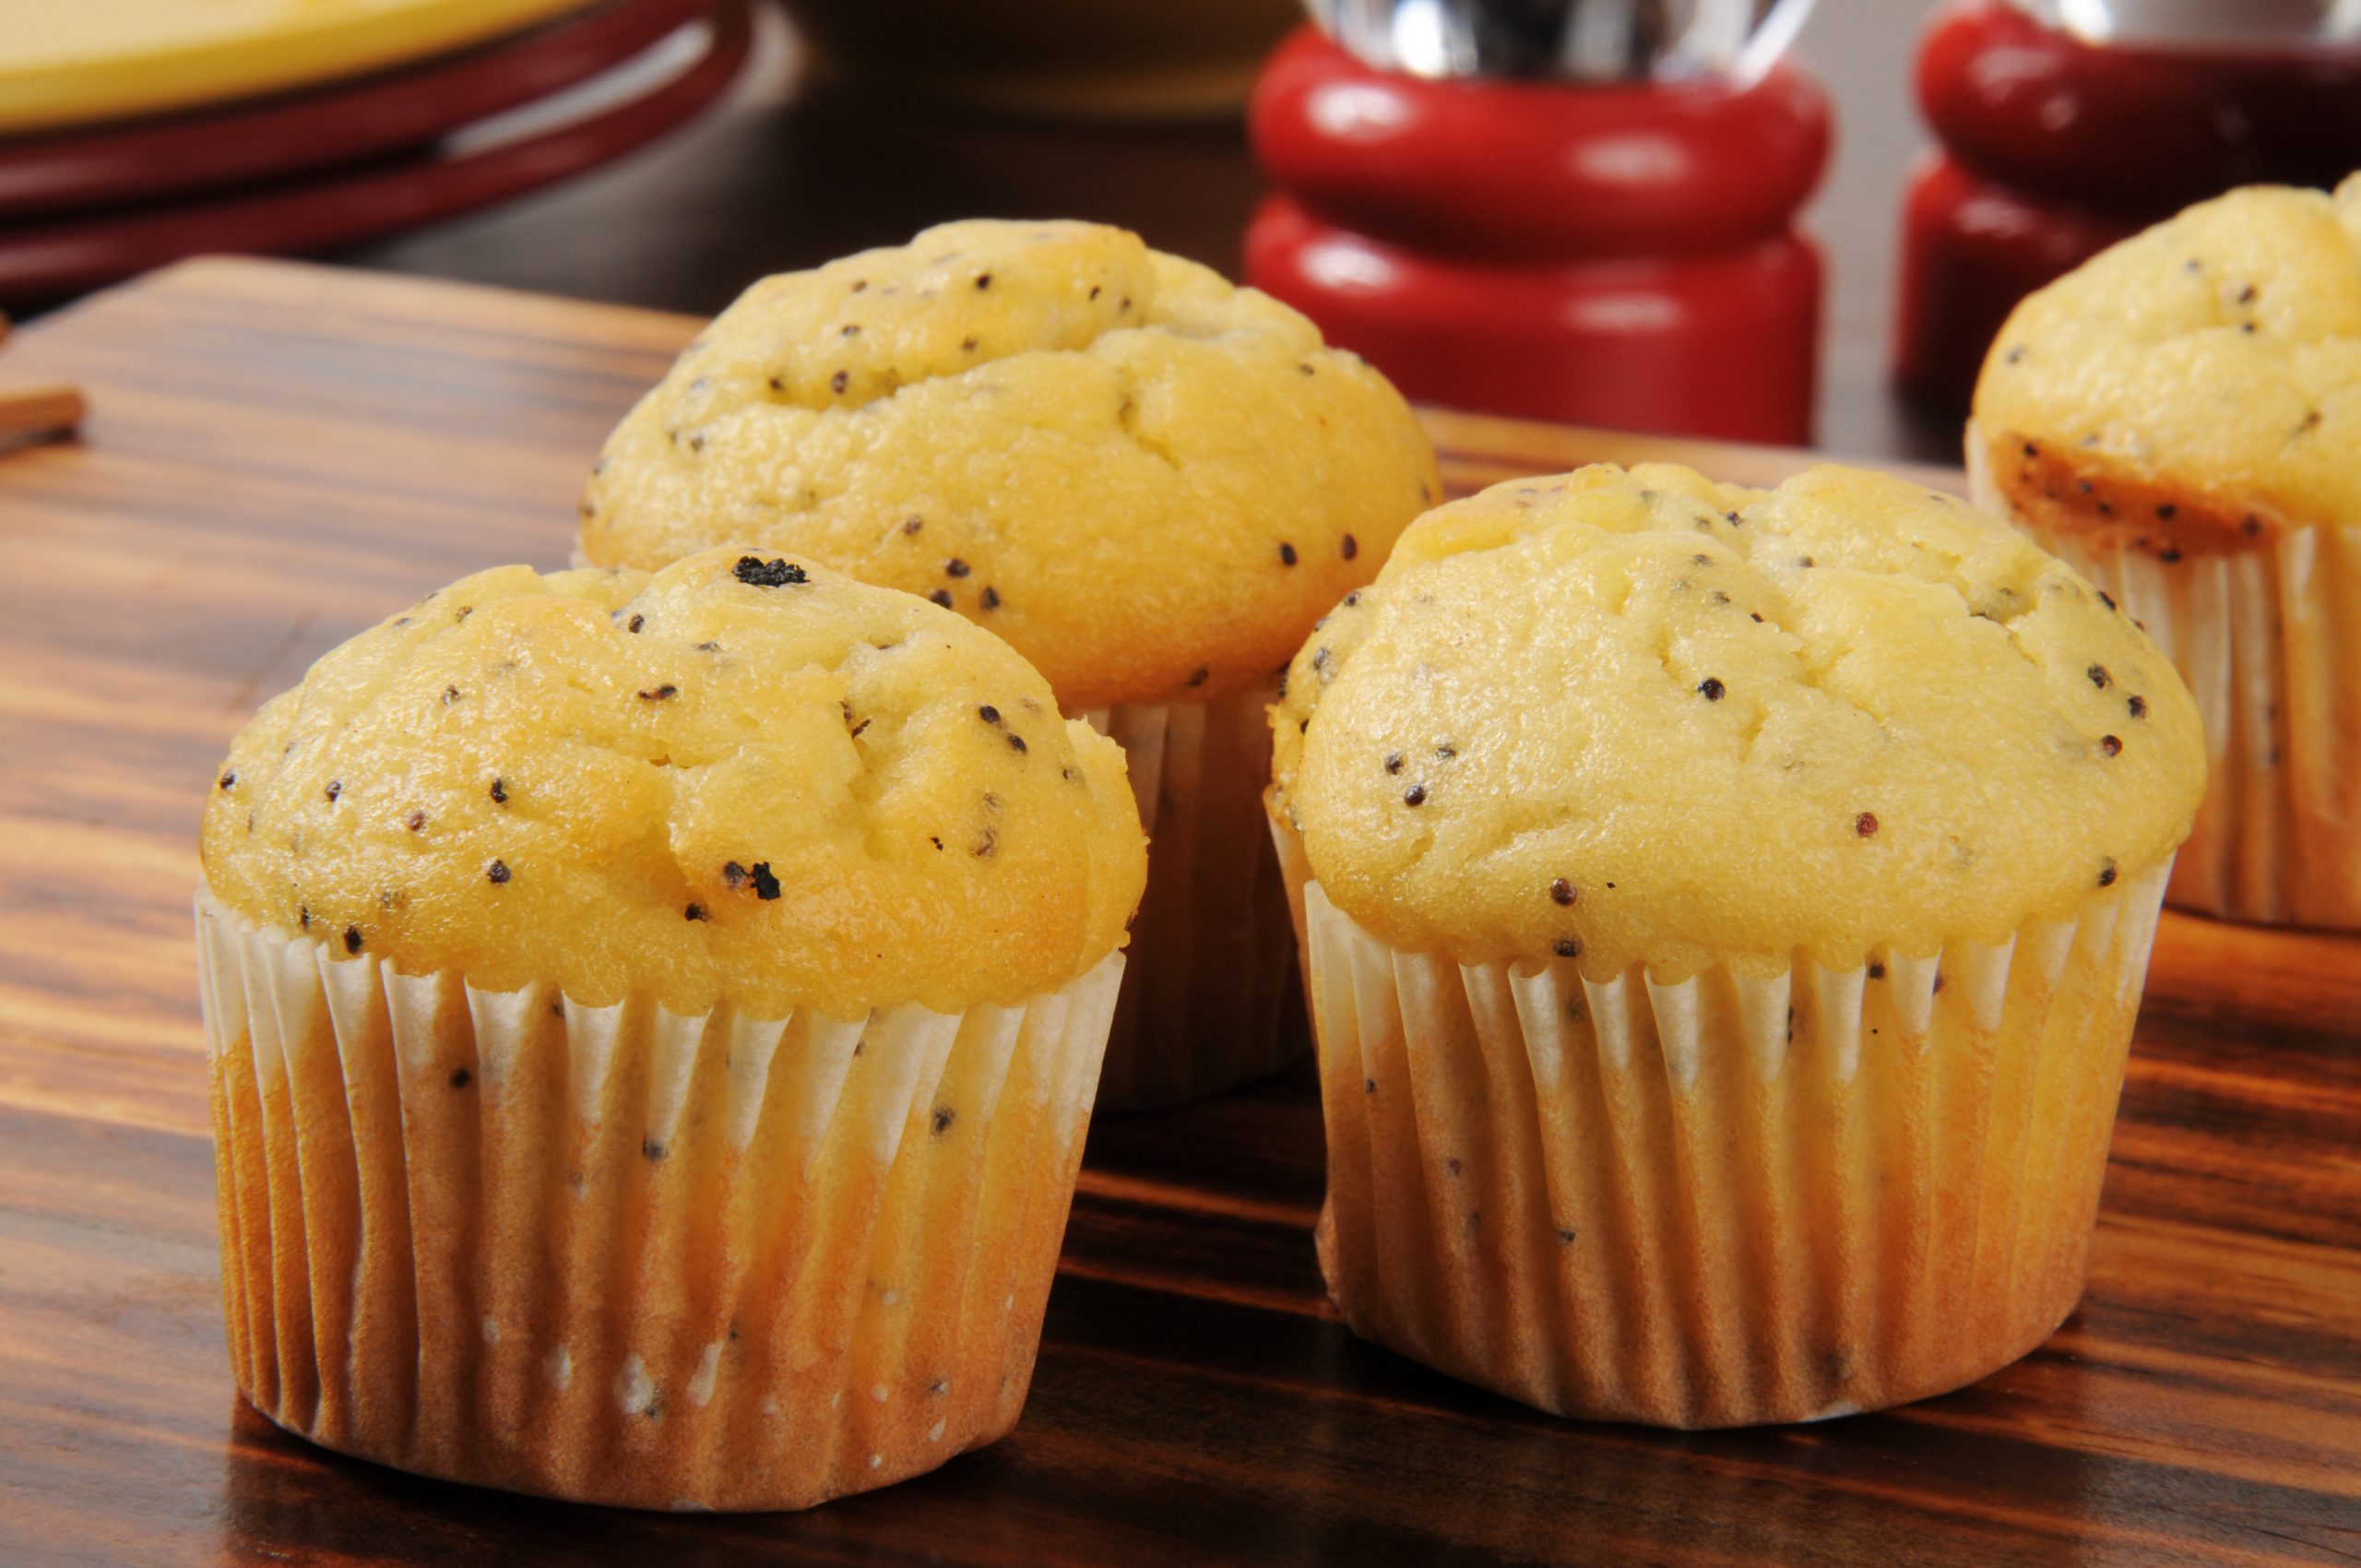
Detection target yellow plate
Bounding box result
[0,0,601,137]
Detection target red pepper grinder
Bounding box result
[1244,0,1831,445]
[1897,0,2361,410]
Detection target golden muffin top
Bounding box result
[578,219,1440,711]
[202,548,1146,1020]
[1271,463,2205,978]
[1974,177,2361,546]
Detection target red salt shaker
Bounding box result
[1244,4,1830,445]
[1897,0,2361,409]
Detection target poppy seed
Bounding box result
[734,556,807,588]
[486,860,510,885]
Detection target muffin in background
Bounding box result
[1268,462,2204,1427]
[581,219,1440,1110]
[1971,176,2361,929]
[196,548,1145,1510]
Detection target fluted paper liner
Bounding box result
[1085,687,1299,1111]
[195,891,1121,1510]
[1969,428,2361,929]
[1267,811,2170,1427]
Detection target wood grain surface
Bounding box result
[1,257,2355,1567]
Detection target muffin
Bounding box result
[1267,462,2204,1427]
[579,219,1440,1109]
[196,548,1145,1509]
[1971,177,2361,929]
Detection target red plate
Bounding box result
[0,3,750,305]
[0,0,714,220]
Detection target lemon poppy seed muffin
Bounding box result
[579,220,1435,708]
[1268,463,2203,1428]
[1971,177,2361,928]
[582,219,1442,1109]
[203,551,1142,1020]
[1273,462,2202,973]
[196,547,1145,1510]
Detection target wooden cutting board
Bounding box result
[0,257,2354,1567]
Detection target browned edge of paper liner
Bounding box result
[1968,422,2361,930]
[1085,685,1299,1111]
[1266,802,2172,1428]
[194,890,1122,1510]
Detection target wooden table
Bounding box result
[3,258,2356,1567]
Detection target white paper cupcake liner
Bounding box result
[1084,686,1299,1111]
[1969,429,2361,928]
[195,891,1121,1510]
[1269,812,2170,1428]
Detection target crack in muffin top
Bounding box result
[1975,177,2361,543]
[578,219,1440,710]
[203,548,1145,1019]
[1271,463,2205,977]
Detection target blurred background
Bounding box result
[4,0,2355,464]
